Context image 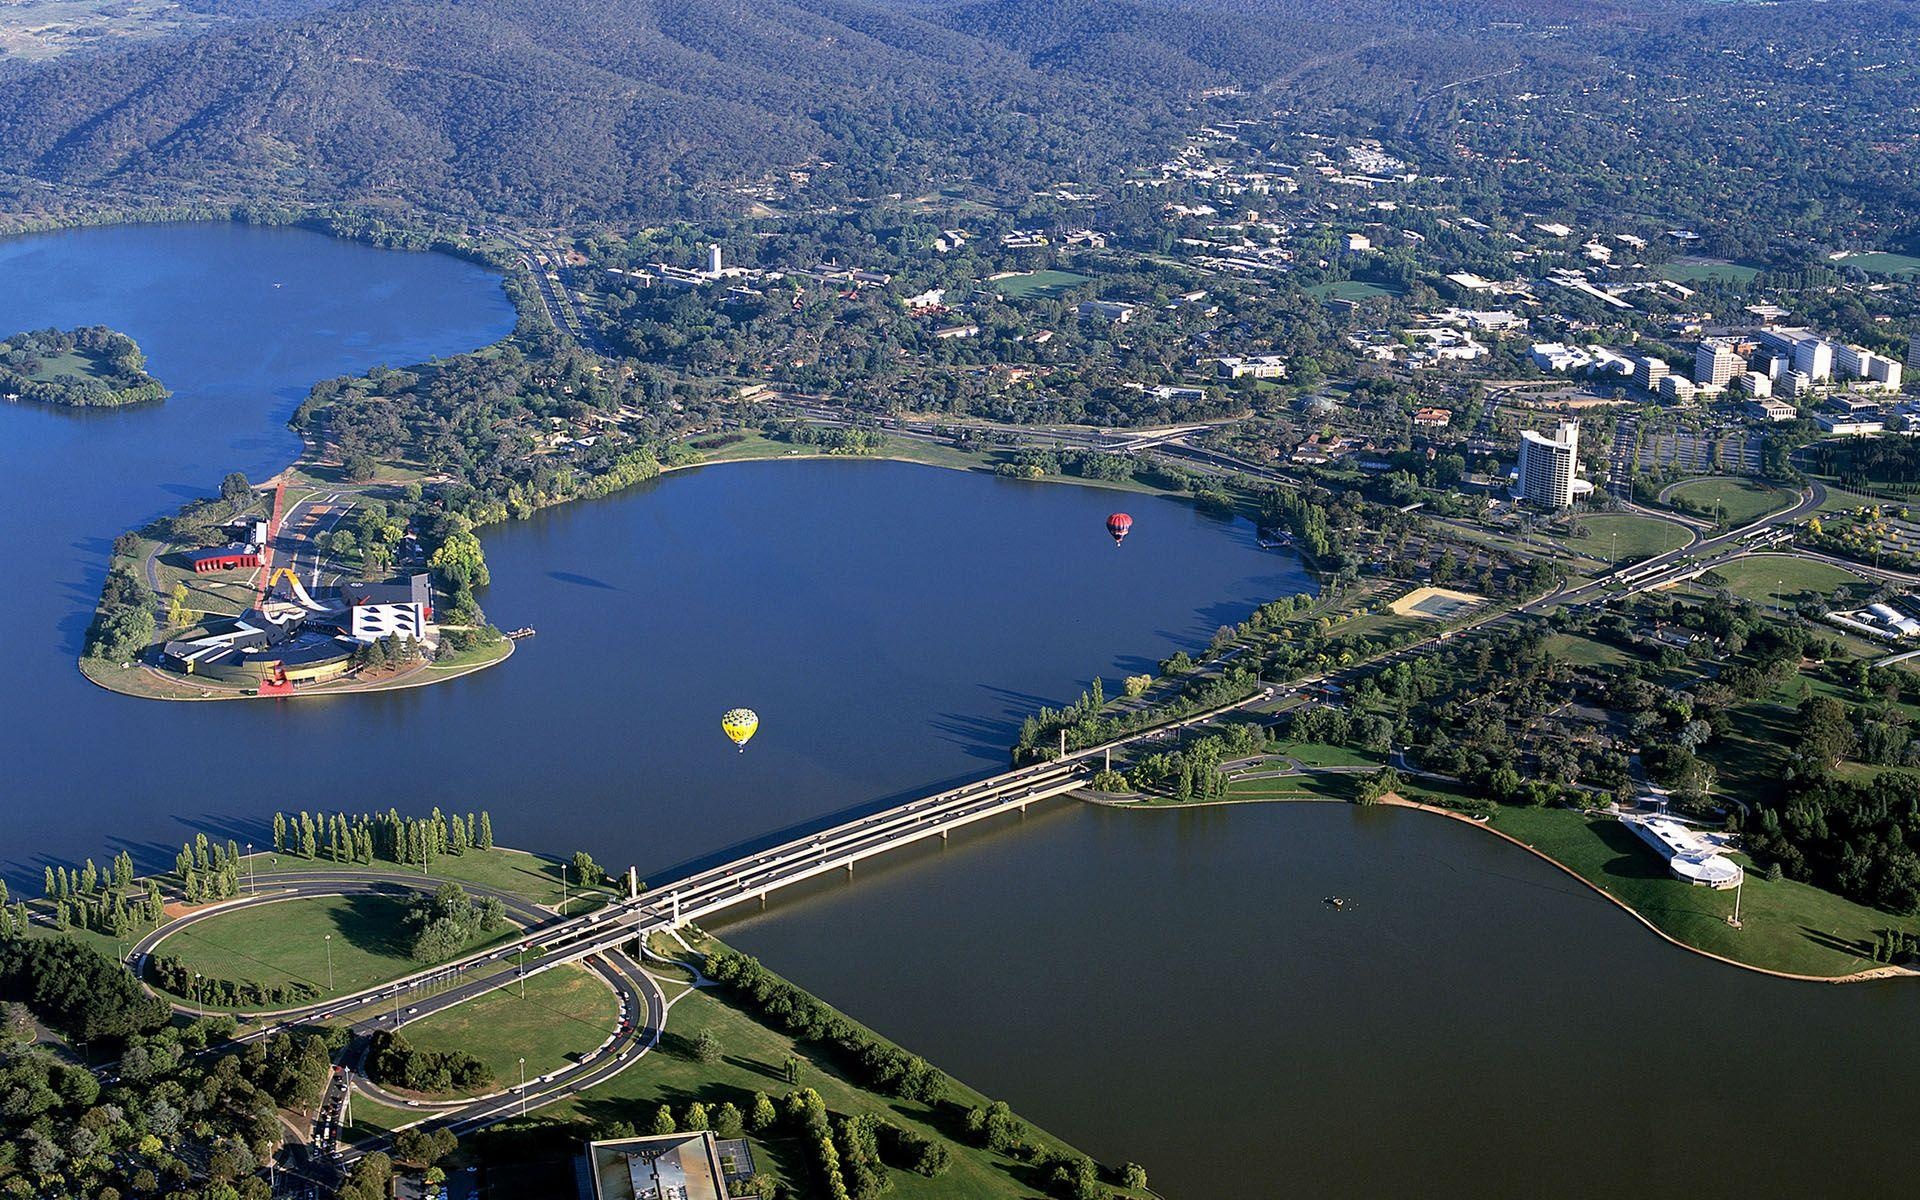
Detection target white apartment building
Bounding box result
[1515,420,1580,509]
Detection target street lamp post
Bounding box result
[519,1057,527,1117]
[193,972,204,1019]
[560,863,568,916]
[324,934,334,991]
[519,942,527,999]
[246,843,254,895]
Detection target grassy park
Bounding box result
[1831,250,1920,277]
[1664,476,1792,526]
[1306,277,1400,302]
[987,269,1091,300]
[151,892,517,1006]
[1484,804,1920,978]
[489,936,1152,1200]
[1695,554,1867,606]
[400,965,618,1094]
[1222,773,1359,803]
[1658,259,1762,285]
[252,844,604,909]
[1265,741,1386,769]
[1556,512,1692,565]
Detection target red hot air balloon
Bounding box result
[1106,512,1133,547]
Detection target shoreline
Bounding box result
[77,635,514,702]
[1085,790,1920,986]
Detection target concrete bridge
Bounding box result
[272,685,1271,1159]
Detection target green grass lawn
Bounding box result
[1555,513,1693,564]
[1223,774,1360,803]
[1664,476,1792,526]
[1306,278,1400,301]
[1485,805,1920,977]
[340,1093,414,1143]
[988,269,1091,300]
[252,845,603,909]
[479,935,1151,1200]
[1542,631,1635,669]
[401,965,618,1095]
[1695,553,1867,605]
[1658,259,1762,285]
[152,893,517,1005]
[1266,741,1385,768]
[1830,251,1920,277]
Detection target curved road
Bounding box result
[128,868,667,1178]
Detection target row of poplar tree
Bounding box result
[271,807,494,869]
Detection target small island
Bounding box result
[0,325,170,407]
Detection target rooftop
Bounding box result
[582,1133,733,1200]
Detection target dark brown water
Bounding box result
[715,801,1920,1199]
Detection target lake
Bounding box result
[6,222,1917,1200]
[0,221,1306,887]
[715,801,1920,1199]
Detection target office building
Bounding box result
[1514,420,1580,509]
[1793,337,1834,381]
[1633,356,1670,394]
[1694,338,1740,387]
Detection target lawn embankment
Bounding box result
[1663,476,1793,526]
[400,964,618,1095]
[251,844,601,909]
[1479,804,1920,979]
[150,892,517,1006]
[1557,513,1693,565]
[1694,554,1867,606]
[475,934,1152,1200]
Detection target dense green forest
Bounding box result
[0,327,168,407]
[0,0,1352,222]
[0,0,1790,226]
[0,936,334,1199]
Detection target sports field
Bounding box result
[1388,586,1482,620]
[1831,251,1920,277]
[1658,259,1761,285]
[989,270,1091,300]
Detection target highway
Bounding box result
[124,682,1276,1163]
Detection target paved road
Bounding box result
[127,868,659,1178]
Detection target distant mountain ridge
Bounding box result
[0,0,1353,222]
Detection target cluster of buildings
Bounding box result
[160,571,434,688]
[1826,602,1920,643]
[607,246,894,302]
[1687,327,1904,408]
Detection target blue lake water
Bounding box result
[8,221,1918,1200]
[0,221,1306,886]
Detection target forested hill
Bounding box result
[0,0,1375,223]
[0,0,1589,222]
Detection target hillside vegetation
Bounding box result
[0,0,1595,223]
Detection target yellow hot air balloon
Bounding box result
[721,708,759,752]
